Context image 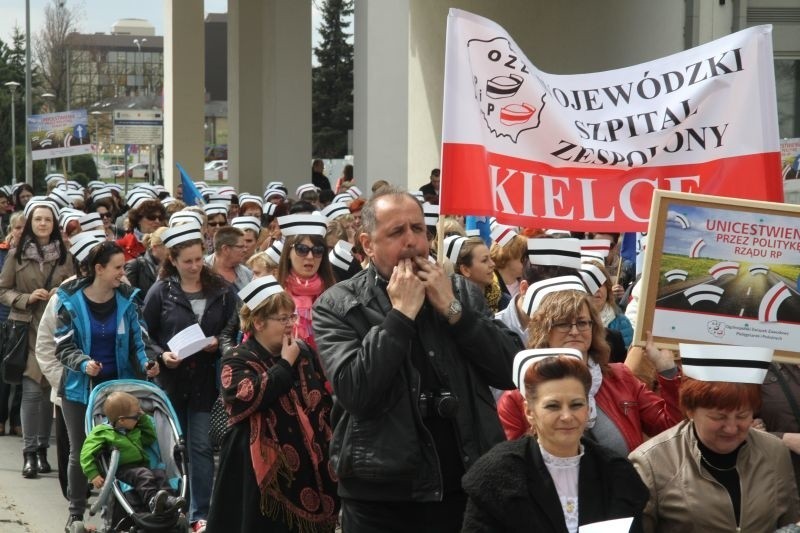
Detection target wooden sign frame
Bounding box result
[634,190,800,363]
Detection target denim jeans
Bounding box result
[61,398,88,515]
[177,408,212,522]
[20,377,52,453]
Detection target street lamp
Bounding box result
[41,92,56,172]
[4,81,20,184]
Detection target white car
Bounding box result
[204,160,227,171]
[114,163,150,179]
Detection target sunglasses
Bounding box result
[293,243,325,258]
[144,214,163,221]
[98,212,112,219]
[208,222,226,227]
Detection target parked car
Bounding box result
[114,163,150,179]
[204,160,227,171]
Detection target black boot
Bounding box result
[37,448,51,474]
[22,452,38,478]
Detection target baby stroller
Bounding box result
[70,379,190,533]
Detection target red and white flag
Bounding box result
[441,10,782,232]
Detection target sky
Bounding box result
[0,0,323,48]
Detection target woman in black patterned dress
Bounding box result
[207,275,338,532]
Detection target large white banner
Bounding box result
[441,9,781,232]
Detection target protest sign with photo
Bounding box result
[27,110,93,160]
[440,9,782,232]
[636,190,800,362]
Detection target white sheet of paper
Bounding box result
[579,517,634,533]
[167,324,214,360]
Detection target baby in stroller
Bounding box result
[80,391,187,518]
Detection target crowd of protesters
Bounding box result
[0,162,798,533]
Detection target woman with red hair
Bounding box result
[629,344,800,532]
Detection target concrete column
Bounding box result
[228,0,311,196]
[354,0,410,193]
[163,0,205,194]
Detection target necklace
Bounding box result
[700,454,737,472]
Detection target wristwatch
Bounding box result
[446,298,462,319]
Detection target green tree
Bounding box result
[312,0,353,158]
[0,27,28,185]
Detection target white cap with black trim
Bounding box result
[296,183,318,198]
[346,186,363,199]
[169,211,204,228]
[580,239,611,263]
[443,235,467,264]
[265,181,285,192]
[579,263,607,295]
[277,213,327,237]
[521,275,587,317]
[230,216,261,235]
[238,194,263,209]
[679,344,773,384]
[69,230,107,262]
[44,173,66,185]
[48,187,71,208]
[264,188,287,202]
[321,203,350,221]
[332,193,353,205]
[126,191,154,210]
[329,240,354,270]
[24,198,59,219]
[203,203,228,218]
[527,238,582,269]
[265,239,284,264]
[79,212,104,232]
[411,190,425,202]
[491,223,518,247]
[512,348,584,395]
[237,275,284,312]
[423,202,439,227]
[161,225,204,248]
[90,188,113,203]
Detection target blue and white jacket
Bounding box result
[54,278,154,405]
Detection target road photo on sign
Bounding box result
[27,110,93,160]
[637,190,800,362]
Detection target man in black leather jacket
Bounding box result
[313,189,521,532]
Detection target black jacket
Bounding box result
[461,437,647,533]
[124,250,159,305]
[141,275,237,411]
[312,265,522,502]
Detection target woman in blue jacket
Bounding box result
[141,224,237,533]
[55,240,160,530]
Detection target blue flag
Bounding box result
[176,163,204,206]
[620,232,637,267]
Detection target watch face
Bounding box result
[449,299,462,316]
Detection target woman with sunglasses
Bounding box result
[276,214,335,351]
[142,224,238,532]
[54,240,160,529]
[117,198,167,261]
[207,276,339,532]
[497,280,681,457]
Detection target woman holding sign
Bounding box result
[142,224,237,532]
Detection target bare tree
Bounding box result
[35,0,82,109]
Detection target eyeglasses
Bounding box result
[293,243,325,258]
[267,313,298,325]
[98,212,112,219]
[144,214,163,221]
[551,320,594,333]
[208,222,226,227]
[117,413,141,422]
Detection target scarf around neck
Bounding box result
[22,238,61,265]
[285,272,324,349]
[586,358,603,429]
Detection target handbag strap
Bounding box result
[771,363,800,429]
[43,261,58,291]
